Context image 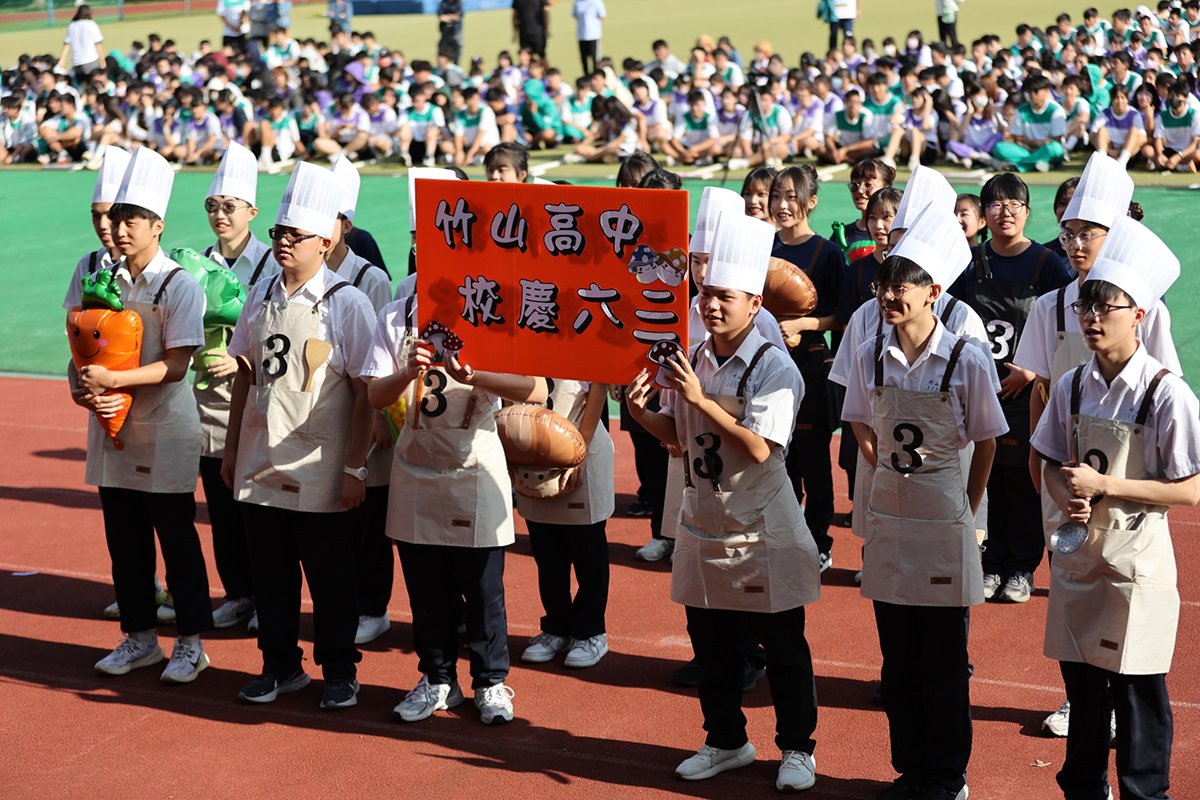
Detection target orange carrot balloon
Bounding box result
[67,271,143,450]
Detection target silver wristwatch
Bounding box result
[343,465,368,481]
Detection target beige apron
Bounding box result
[515,378,615,525]
[1044,367,1178,674]
[661,454,684,541]
[861,335,984,607]
[670,343,820,613]
[1040,285,1095,538]
[386,349,515,548]
[194,248,272,458]
[234,276,354,513]
[85,268,203,494]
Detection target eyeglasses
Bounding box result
[869,281,919,299]
[850,180,881,192]
[268,226,320,244]
[1058,229,1107,247]
[1070,300,1136,317]
[205,199,252,216]
[985,201,1028,216]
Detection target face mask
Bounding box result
[1173,98,1186,109]
[884,45,897,57]
[907,38,920,51]
[974,94,989,108]
[831,77,844,91]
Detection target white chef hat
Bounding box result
[889,203,972,289]
[408,166,461,231]
[1062,152,1133,229]
[892,164,957,232]
[91,145,131,205]
[704,214,775,295]
[113,146,174,219]
[275,161,340,239]
[1085,216,1179,310]
[206,140,258,206]
[531,176,555,185]
[689,186,744,255]
[330,154,361,220]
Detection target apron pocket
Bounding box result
[693,532,771,612]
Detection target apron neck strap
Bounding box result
[403,293,417,330]
[1135,368,1171,426]
[938,296,959,326]
[88,249,99,274]
[940,337,968,393]
[873,332,885,388]
[263,273,281,304]
[1055,285,1067,332]
[249,250,271,286]
[972,243,991,280]
[204,245,214,258]
[1029,247,1049,290]
[317,281,350,309]
[353,262,375,289]
[736,342,775,398]
[1070,364,1085,417]
[152,267,184,307]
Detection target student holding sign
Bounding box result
[627,214,821,792]
[364,297,547,726]
[842,204,1007,800]
[1031,217,1199,800]
[221,162,376,710]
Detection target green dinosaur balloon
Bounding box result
[171,247,247,328]
[80,269,125,311]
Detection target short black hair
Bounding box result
[108,203,162,224]
[484,141,529,177]
[637,168,682,190]
[616,150,660,188]
[877,255,933,287]
[981,173,1030,207]
[1077,278,1133,306]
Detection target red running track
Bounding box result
[2,375,1197,799]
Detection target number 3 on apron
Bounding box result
[861,334,984,607]
[386,345,514,549]
[671,343,820,614]
[86,267,202,494]
[1045,366,1178,675]
[235,275,354,513]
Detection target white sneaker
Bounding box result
[354,613,391,645]
[853,570,862,586]
[102,600,121,619]
[1110,709,1116,744]
[212,597,255,629]
[562,153,586,164]
[157,594,176,624]
[475,682,515,725]
[160,638,209,684]
[726,157,750,170]
[776,750,816,792]
[1043,699,1070,737]
[1034,160,1051,173]
[818,553,833,574]
[636,538,674,562]
[564,634,608,669]
[982,573,1002,601]
[393,675,464,722]
[94,634,164,675]
[675,742,756,781]
[521,632,571,664]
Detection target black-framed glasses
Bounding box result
[985,201,1028,216]
[204,199,252,215]
[1070,300,1136,317]
[268,226,319,244]
[869,281,918,299]
[1058,229,1107,247]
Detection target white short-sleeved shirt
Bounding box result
[65,19,104,66]
[329,246,392,313]
[360,294,502,405]
[1013,279,1181,380]
[110,248,206,351]
[228,265,376,380]
[1031,345,1200,481]
[393,272,417,301]
[663,326,804,452]
[63,247,116,311]
[842,320,1010,449]
[219,0,249,37]
[205,233,279,288]
[573,0,606,41]
[829,293,996,389]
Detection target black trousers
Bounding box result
[786,431,835,556]
[240,503,361,681]
[937,18,959,47]
[837,424,858,501]
[347,485,393,618]
[527,519,609,639]
[828,18,854,51]
[397,541,509,689]
[685,604,818,753]
[198,456,253,599]
[1058,662,1172,800]
[630,429,670,539]
[578,39,599,76]
[99,487,214,637]
[980,462,1044,577]
[873,601,971,794]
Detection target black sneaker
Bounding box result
[239,669,311,704]
[320,679,360,710]
[672,658,703,687]
[626,498,652,517]
[742,661,766,693]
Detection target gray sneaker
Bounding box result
[1001,573,1033,604]
[1043,699,1070,737]
[212,597,255,629]
[982,573,1002,601]
[521,632,570,664]
[475,682,515,725]
[160,638,209,684]
[393,675,464,722]
[564,634,608,669]
[95,634,164,675]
